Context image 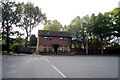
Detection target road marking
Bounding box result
[45,58,50,63]
[42,57,66,78]
[42,58,50,63]
[51,64,66,78]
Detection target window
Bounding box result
[43,46,47,52]
[49,46,52,52]
[64,46,68,52]
[60,37,63,41]
[44,37,47,41]
[64,38,67,41]
[49,37,53,41]
[59,47,63,52]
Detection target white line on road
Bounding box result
[51,64,66,78]
[45,58,50,63]
[42,58,50,63]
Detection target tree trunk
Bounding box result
[25,29,29,47]
[25,36,28,47]
[101,38,103,54]
[7,25,10,53]
[86,39,88,55]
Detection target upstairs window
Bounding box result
[64,38,67,41]
[49,37,53,41]
[44,37,47,41]
[60,37,63,41]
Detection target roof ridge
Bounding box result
[38,30,71,37]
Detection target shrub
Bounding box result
[2,51,8,54]
[10,52,14,55]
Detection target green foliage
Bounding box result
[91,13,112,39]
[2,51,14,55]
[43,20,62,31]
[106,8,120,37]
[88,13,113,53]
[1,1,23,38]
[29,35,37,46]
[10,52,14,55]
[63,25,69,31]
[69,11,117,54]
[16,2,46,47]
[88,37,101,49]
[2,51,8,54]
[69,15,90,49]
[9,37,25,52]
[1,1,24,53]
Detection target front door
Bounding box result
[53,44,59,54]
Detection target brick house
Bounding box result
[37,30,71,54]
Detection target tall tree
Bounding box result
[82,15,91,54]
[1,1,23,53]
[29,34,37,46]
[43,20,62,31]
[69,16,83,48]
[69,15,90,50]
[107,8,120,37]
[91,13,112,54]
[18,2,46,47]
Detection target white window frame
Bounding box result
[44,37,47,41]
[60,37,63,41]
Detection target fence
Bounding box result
[71,48,120,55]
[14,46,32,54]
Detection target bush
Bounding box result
[10,52,14,55]
[2,51,8,54]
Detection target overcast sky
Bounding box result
[12,0,120,38]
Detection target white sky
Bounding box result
[12,0,120,38]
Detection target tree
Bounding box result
[90,13,112,54]
[107,8,120,37]
[69,16,83,48]
[62,25,69,31]
[1,1,23,53]
[82,15,91,54]
[29,34,37,46]
[69,15,90,50]
[43,20,62,31]
[9,37,25,52]
[18,2,46,47]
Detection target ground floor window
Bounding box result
[64,46,68,52]
[49,46,52,52]
[59,46,63,52]
[43,46,47,52]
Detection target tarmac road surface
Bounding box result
[2,55,118,78]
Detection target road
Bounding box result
[2,55,118,78]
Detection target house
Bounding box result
[37,30,71,54]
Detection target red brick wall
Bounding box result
[39,36,70,46]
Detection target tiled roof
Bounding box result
[38,30,71,37]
